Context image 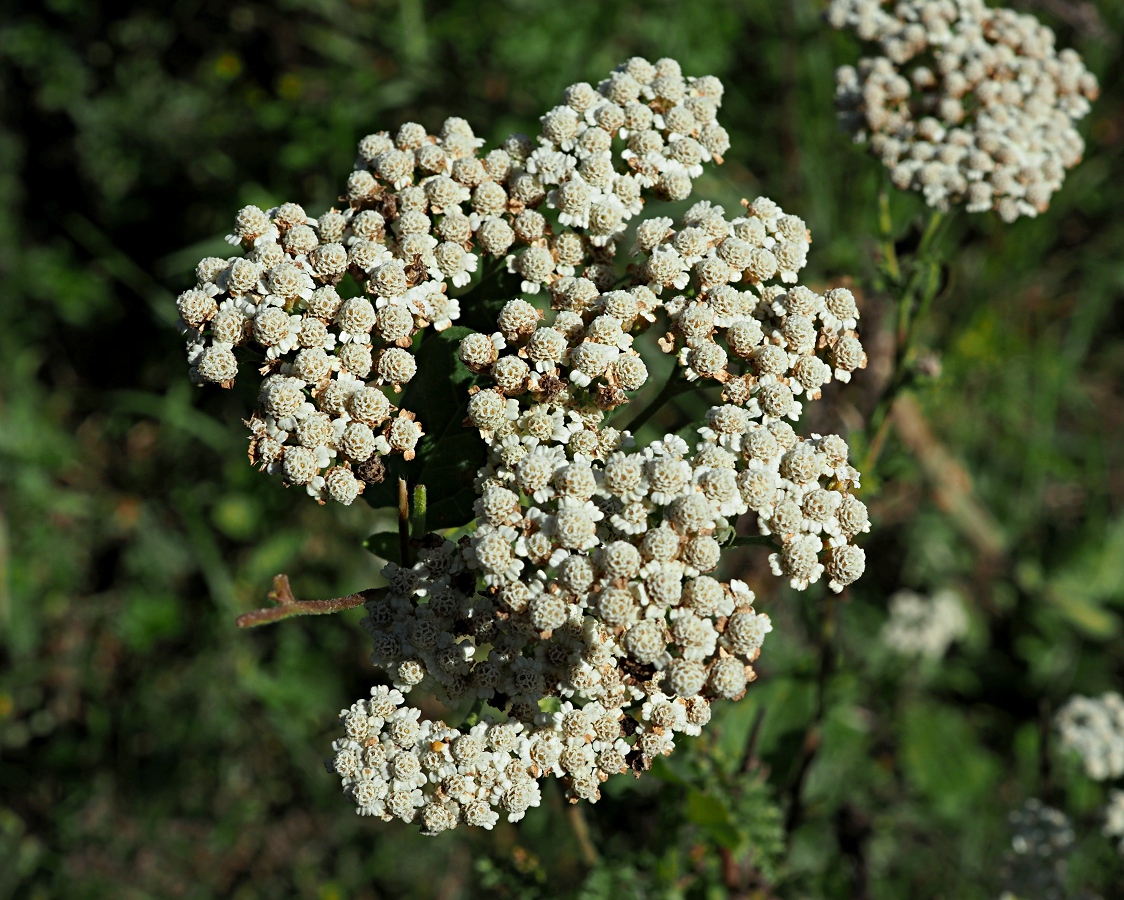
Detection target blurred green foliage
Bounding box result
[1,0,1122,897]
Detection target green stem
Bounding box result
[878,191,901,284]
[461,696,486,727]
[568,805,600,867]
[620,368,698,434]
[917,208,947,257]
[410,483,428,540]
[457,256,505,300]
[860,207,951,475]
[728,534,782,552]
[785,593,836,836]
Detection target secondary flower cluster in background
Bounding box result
[828,0,1099,220]
[1056,692,1124,855]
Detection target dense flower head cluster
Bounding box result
[827,0,1099,220]
[179,57,869,833]
[1054,692,1124,782]
[175,56,732,504]
[458,192,870,599]
[326,99,870,828]
[880,588,967,659]
[330,286,870,833]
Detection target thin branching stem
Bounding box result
[235,574,372,628]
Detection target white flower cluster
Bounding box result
[1055,692,1124,782]
[998,799,1075,900]
[460,197,870,597]
[328,185,871,831]
[639,199,868,398]
[880,588,968,659]
[175,57,732,504]
[827,0,1099,221]
[1103,788,1124,855]
[334,540,727,833]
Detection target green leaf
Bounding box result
[729,778,786,884]
[900,702,998,820]
[685,789,742,850]
[454,267,523,334]
[363,326,486,530]
[727,533,782,551]
[363,531,399,563]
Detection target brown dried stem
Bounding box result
[891,394,1006,561]
[398,477,411,567]
[567,804,600,867]
[235,574,373,628]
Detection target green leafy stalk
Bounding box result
[861,205,953,474]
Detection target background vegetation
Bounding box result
[1,0,1122,896]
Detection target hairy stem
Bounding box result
[235,574,371,628]
[411,483,428,540]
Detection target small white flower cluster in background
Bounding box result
[175,56,733,505]
[327,179,871,831]
[998,799,1075,900]
[1055,691,1124,854]
[827,0,1099,221]
[1103,789,1124,855]
[880,588,968,659]
[1055,692,1124,781]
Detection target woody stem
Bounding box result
[235,574,372,628]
